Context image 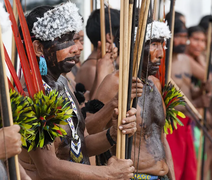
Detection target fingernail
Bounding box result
[122,130,126,134]
[122,120,126,123]
[119,126,123,130]
[126,113,129,117]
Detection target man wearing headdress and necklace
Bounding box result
[18,2,138,180]
[92,19,176,180]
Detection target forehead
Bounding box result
[174,32,187,37]
[191,31,206,38]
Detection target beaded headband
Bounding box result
[32,1,83,41]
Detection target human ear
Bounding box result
[32,40,44,57]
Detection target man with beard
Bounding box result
[18,3,138,180]
[92,20,175,180]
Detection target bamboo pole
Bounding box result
[132,0,145,77]
[153,0,158,20]
[132,0,150,78]
[120,0,130,159]
[11,0,18,81]
[166,0,175,83]
[100,0,106,57]
[116,0,124,159]
[197,21,212,180]
[0,21,21,180]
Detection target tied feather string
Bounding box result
[135,4,154,179]
[0,2,11,178]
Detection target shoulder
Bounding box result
[149,76,161,93]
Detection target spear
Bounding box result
[0,4,20,179]
[200,19,212,180]
[165,0,175,84]
[116,0,130,159]
[126,0,150,159]
[100,0,106,57]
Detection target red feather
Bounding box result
[4,0,36,97]
[4,45,25,96]
[7,78,15,90]
[14,0,44,93]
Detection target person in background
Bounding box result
[75,8,119,99]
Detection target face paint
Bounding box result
[42,32,81,75]
[143,39,164,76]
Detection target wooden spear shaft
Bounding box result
[0,23,20,180]
[120,0,130,159]
[197,21,212,180]
[100,0,106,57]
[11,0,18,79]
[116,0,124,159]
[153,0,158,20]
[132,0,145,77]
[166,0,175,83]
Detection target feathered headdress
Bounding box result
[1,0,75,151]
[32,1,83,41]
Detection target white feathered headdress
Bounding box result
[32,1,83,41]
[145,21,171,42]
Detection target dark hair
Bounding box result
[187,25,205,38]
[199,15,212,31]
[165,11,184,25]
[86,7,120,48]
[174,18,187,34]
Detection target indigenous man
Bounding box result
[92,20,175,179]
[19,3,137,180]
[75,8,119,99]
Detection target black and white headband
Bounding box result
[32,1,83,41]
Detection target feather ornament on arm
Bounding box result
[162,82,186,134]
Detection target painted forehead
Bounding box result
[42,32,75,51]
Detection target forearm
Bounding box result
[29,146,110,180]
[85,128,116,157]
[164,136,175,180]
[90,72,109,100]
[85,99,116,134]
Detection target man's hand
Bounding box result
[111,108,137,140]
[131,77,143,100]
[106,156,135,180]
[0,125,22,160]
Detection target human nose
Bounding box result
[69,44,78,54]
[77,40,83,51]
[156,44,163,59]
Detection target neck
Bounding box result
[47,67,61,81]
[87,49,98,60]
[185,48,197,60]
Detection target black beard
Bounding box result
[57,56,79,73]
[173,45,186,53]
